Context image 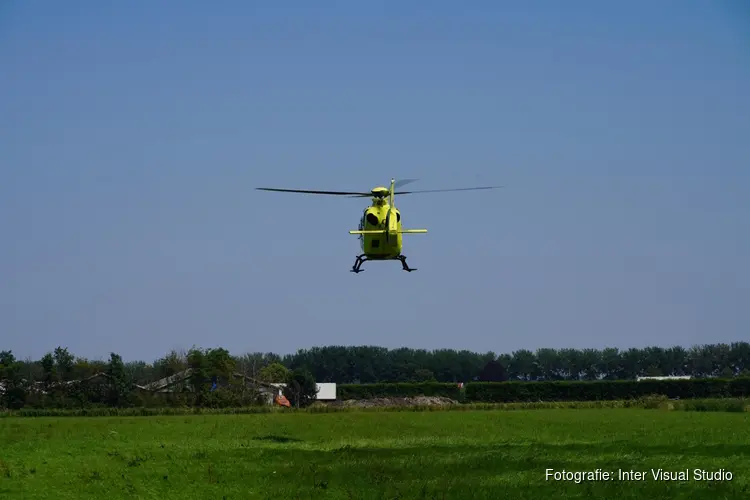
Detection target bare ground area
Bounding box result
[322,396,459,407]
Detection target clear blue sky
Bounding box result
[2,1,748,362]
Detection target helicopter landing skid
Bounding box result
[350,254,416,273]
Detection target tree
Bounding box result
[258,362,290,383]
[0,350,15,367]
[413,368,437,382]
[282,368,318,408]
[235,352,264,402]
[729,342,750,376]
[124,360,151,385]
[620,348,644,379]
[53,347,74,381]
[509,349,536,380]
[478,360,507,382]
[154,349,188,379]
[205,347,235,379]
[0,350,25,409]
[598,347,621,380]
[535,348,562,381]
[187,347,208,395]
[107,353,131,406]
[645,365,664,377]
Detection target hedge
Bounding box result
[464,378,750,402]
[335,379,750,403]
[337,382,463,400]
[5,379,748,411]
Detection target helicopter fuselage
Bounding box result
[357,200,402,258]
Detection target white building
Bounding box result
[270,382,336,401]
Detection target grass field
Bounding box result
[1,409,749,499]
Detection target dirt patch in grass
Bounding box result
[326,396,459,408]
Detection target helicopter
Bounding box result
[256,178,501,273]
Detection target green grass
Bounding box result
[2,396,748,417]
[1,409,749,499]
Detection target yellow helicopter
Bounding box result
[256,178,501,273]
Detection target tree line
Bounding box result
[284,343,750,382]
[1,342,749,410]
[1,342,748,386]
[0,347,317,411]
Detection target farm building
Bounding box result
[139,369,336,405]
[1,369,337,406]
[265,383,337,402]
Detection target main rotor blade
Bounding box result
[344,178,419,197]
[256,188,372,196]
[395,186,502,195]
[394,178,419,188]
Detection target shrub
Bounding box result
[338,383,462,400]
[463,378,750,403]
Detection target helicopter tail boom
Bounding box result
[349,230,386,235]
[349,229,427,235]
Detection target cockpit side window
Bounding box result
[366,213,379,226]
